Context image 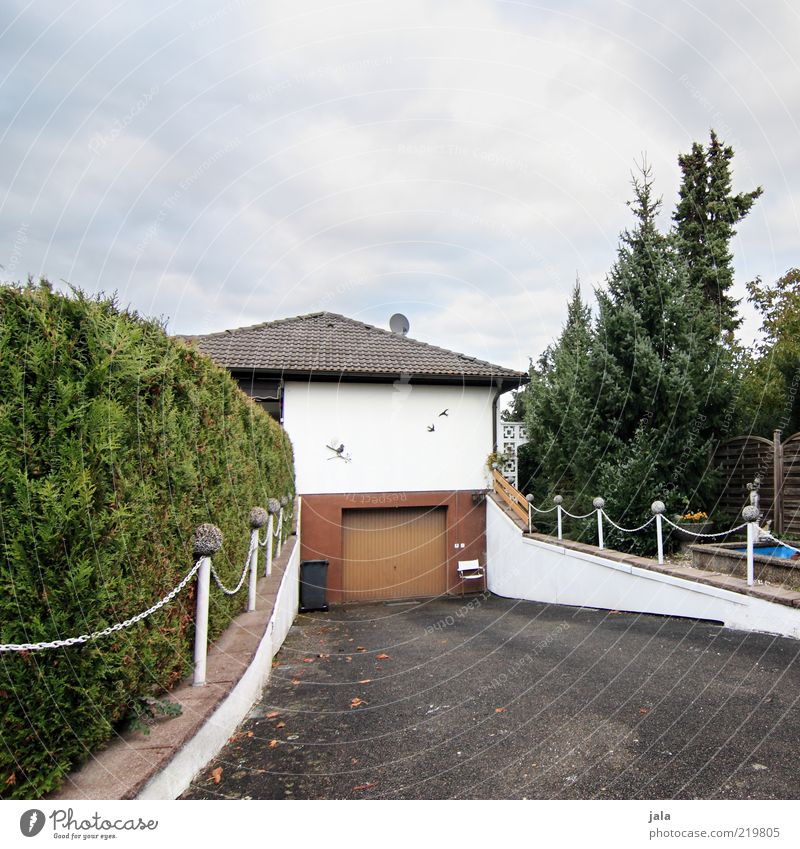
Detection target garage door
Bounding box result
[342,507,447,602]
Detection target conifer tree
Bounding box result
[587,163,731,547]
[673,130,762,335]
[522,279,597,505]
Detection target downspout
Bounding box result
[492,380,501,452]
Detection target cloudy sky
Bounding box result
[2,0,798,372]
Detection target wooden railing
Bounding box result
[492,468,530,528]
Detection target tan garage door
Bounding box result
[342,507,447,602]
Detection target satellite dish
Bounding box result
[389,313,410,336]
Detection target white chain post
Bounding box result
[593,497,605,550]
[265,515,274,576]
[651,500,666,565]
[191,524,222,687]
[743,505,760,587]
[248,508,268,612]
[554,495,563,540]
[276,506,285,559]
[278,496,289,554]
[266,497,280,576]
[526,494,533,533]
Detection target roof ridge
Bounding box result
[305,312,513,373]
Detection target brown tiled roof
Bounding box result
[183,312,526,384]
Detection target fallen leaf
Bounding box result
[376,653,390,660]
[639,707,650,715]
[246,731,254,737]
[359,679,372,684]
[350,697,367,708]
[356,646,366,652]
[495,707,507,714]
[353,782,377,792]
[210,767,223,785]
[266,711,280,719]
[351,758,359,765]
[272,660,280,668]
[276,721,286,729]
[5,772,16,786]
[345,656,352,662]
[302,657,314,663]
[317,653,330,659]
[268,739,279,749]
[291,678,301,685]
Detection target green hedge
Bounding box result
[0,281,294,799]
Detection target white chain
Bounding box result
[561,507,596,520]
[0,560,203,653]
[662,516,748,539]
[760,532,800,554]
[529,503,559,514]
[601,511,656,534]
[210,543,254,596]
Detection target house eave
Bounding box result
[228,367,528,392]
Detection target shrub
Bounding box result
[0,281,294,798]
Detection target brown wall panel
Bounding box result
[299,490,487,604]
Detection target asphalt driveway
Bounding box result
[182,595,800,800]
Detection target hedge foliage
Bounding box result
[0,281,294,799]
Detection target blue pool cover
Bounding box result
[733,544,799,559]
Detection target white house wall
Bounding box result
[486,498,800,640]
[282,381,496,494]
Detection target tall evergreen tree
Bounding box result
[522,279,597,505]
[673,130,762,335]
[587,163,732,547]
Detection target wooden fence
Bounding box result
[713,430,800,535]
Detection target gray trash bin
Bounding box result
[299,560,329,612]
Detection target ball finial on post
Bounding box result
[592,497,605,510]
[249,507,268,529]
[742,505,760,523]
[192,523,223,557]
[651,500,666,515]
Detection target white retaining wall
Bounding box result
[487,498,800,640]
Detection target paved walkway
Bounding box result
[182,596,800,800]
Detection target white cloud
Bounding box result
[1,0,797,371]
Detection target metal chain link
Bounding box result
[662,516,748,539]
[210,541,255,596]
[0,559,203,653]
[601,511,656,534]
